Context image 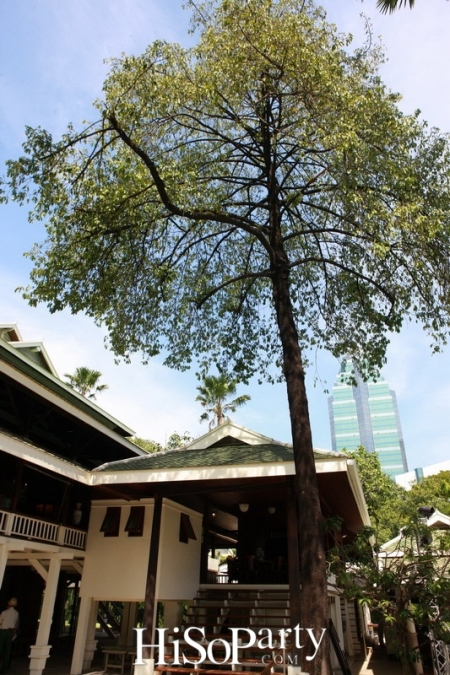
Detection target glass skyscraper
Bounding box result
[328,359,408,478]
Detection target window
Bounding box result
[179,513,197,544]
[100,507,121,537]
[124,506,145,537]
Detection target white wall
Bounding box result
[80,499,153,600]
[80,498,203,602]
[395,470,417,490]
[156,500,202,601]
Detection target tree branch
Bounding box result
[107,113,273,255]
[195,268,271,308]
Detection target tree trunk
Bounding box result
[271,255,331,675]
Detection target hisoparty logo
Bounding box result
[134,626,327,665]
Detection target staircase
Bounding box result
[154,589,352,675]
[155,588,292,675]
[98,601,123,638]
[186,587,290,635]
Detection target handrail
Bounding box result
[329,618,352,675]
[0,508,86,549]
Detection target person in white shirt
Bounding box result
[0,598,19,674]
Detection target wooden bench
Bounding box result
[103,648,128,674]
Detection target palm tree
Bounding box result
[376,0,415,13]
[196,373,250,428]
[64,366,109,399]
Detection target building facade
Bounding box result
[0,324,372,675]
[328,359,408,478]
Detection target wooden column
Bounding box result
[200,499,210,584]
[29,555,62,675]
[10,458,24,512]
[286,479,302,658]
[142,494,163,659]
[0,545,8,587]
[70,596,96,675]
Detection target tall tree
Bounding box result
[196,373,251,428]
[3,1,450,671]
[64,366,108,399]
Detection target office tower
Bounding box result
[328,359,408,478]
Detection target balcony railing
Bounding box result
[0,509,86,549]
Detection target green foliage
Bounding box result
[130,436,162,453]
[349,446,405,541]
[404,471,450,518]
[329,522,450,668]
[196,372,250,427]
[330,462,450,669]
[350,449,450,541]
[130,431,193,453]
[3,0,450,383]
[64,366,108,399]
[165,431,194,449]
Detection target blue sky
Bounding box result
[1,0,450,469]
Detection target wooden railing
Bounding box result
[0,509,86,549]
[329,618,352,675]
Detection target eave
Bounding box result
[0,337,137,439]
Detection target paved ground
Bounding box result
[6,648,406,675]
[350,647,404,675]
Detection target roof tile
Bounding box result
[95,443,337,472]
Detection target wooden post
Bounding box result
[30,555,62,675]
[287,479,302,662]
[10,458,24,512]
[0,545,8,588]
[200,499,210,584]
[142,494,163,660]
[70,597,97,675]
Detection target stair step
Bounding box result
[169,587,293,672]
[194,595,290,600]
[188,611,289,616]
[155,664,274,675]
[190,600,289,609]
[168,631,292,638]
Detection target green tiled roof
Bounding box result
[95,443,337,472]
